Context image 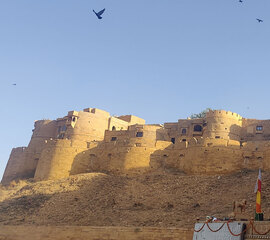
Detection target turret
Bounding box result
[204,110,242,141]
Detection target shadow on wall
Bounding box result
[40,130,270,180]
[149,137,265,175]
[149,142,188,174]
[228,124,242,141]
[69,142,158,176]
[70,146,108,175]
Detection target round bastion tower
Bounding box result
[34,108,112,181]
[204,110,243,141]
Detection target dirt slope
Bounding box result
[0,170,269,228]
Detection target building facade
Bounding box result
[2,108,270,184]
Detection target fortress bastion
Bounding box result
[2,108,270,184]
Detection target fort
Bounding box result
[2,108,270,184]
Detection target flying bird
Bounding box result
[256,18,263,23]
[239,0,243,3]
[12,83,16,86]
[93,8,105,19]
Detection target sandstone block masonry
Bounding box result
[2,108,270,184]
[0,226,193,240]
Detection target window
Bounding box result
[111,137,117,141]
[61,125,67,132]
[171,138,175,144]
[215,136,220,139]
[58,133,65,139]
[181,128,187,135]
[136,132,143,137]
[182,139,186,142]
[112,126,116,131]
[72,117,76,122]
[194,125,202,132]
[256,126,263,131]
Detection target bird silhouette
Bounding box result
[93,8,105,19]
[239,0,243,3]
[256,18,263,23]
[12,83,16,86]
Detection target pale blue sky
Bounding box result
[1,0,270,179]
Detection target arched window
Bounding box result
[193,125,202,132]
[181,128,187,135]
[112,126,116,131]
[256,126,263,131]
[136,132,143,137]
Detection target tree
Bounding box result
[189,108,212,119]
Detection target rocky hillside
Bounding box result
[0,170,269,228]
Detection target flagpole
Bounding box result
[255,169,263,221]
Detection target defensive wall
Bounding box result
[1,108,145,183]
[3,108,270,183]
[0,225,193,240]
[1,222,270,240]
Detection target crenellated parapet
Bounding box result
[204,110,243,141]
[1,107,146,183]
[206,110,243,120]
[4,108,270,184]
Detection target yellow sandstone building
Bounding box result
[2,108,270,184]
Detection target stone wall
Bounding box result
[242,118,270,141]
[4,108,270,184]
[34,139,87,181]
[204,110,243,141]
[1,147,26,184]
[0,226,193,240]
[1,224,270,240]
[1,108,146,183]
[117,115,146,125]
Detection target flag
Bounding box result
[254,169,262,213]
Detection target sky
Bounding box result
[0,0,270,179]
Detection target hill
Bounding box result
[0,170,269,228]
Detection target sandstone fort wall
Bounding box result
[3,108,270,183]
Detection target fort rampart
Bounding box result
[2,108,270,184]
